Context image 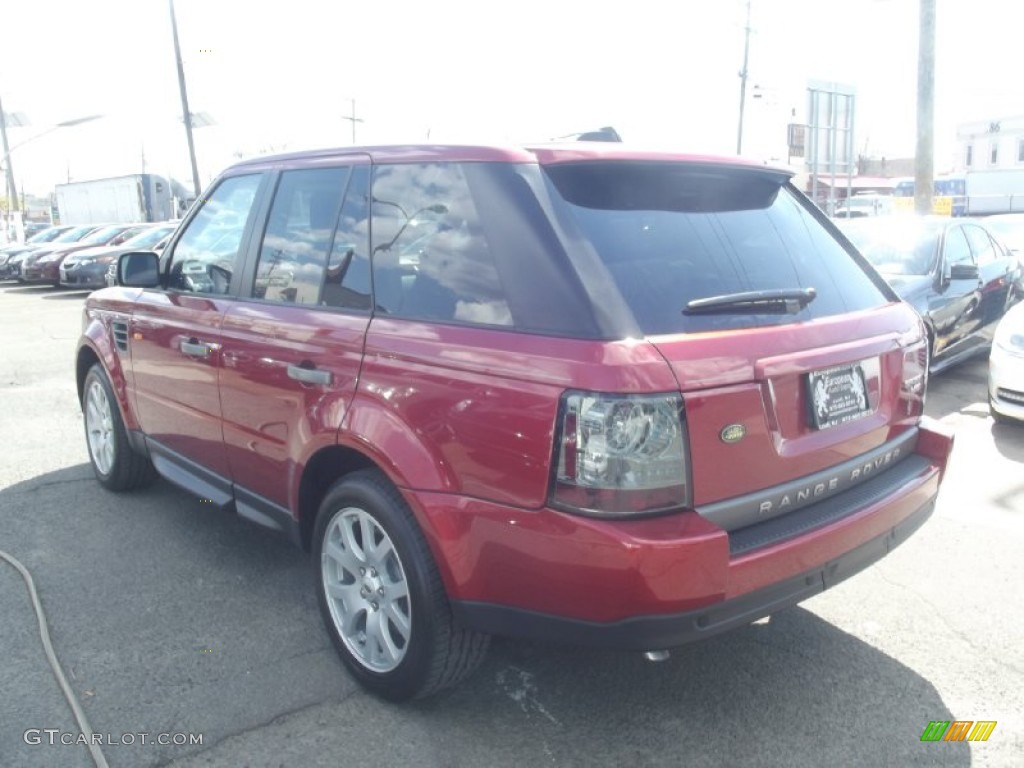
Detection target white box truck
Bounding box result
[54,174,186,224]
[965,169,1024,215]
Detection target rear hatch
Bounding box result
[541,160,928,531]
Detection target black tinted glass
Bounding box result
[323,166,371,311]
[963,224,996,265]
[253,167,349,304]
[943,227,972,267]
[168,174,261,294]
[371,163,512,327]
[543,162,891,335]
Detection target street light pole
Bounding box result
[915,0,936,215]
[169,0,202,199]
[736,0,752,155]
[0,94,20,212]
[341,99,364,145]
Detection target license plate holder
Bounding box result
[807,362,870,430]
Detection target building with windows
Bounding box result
[956,116,1024,172]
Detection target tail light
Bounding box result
[900,339,928,417]
[551,391,689,517]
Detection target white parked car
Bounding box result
[833,194,894,219]
[989,300,1024,424]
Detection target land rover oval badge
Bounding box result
[720,424,746,443]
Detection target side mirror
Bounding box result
[949,263,979,280]
[117,251,161,288]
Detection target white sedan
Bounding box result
[990,300,1024,424]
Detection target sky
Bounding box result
[1,0,1022,197]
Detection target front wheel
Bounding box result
[82,364,155,491]
[313,470,489,700]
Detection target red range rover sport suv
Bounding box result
[76,144,954,700]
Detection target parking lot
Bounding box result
[1,282,1021,767]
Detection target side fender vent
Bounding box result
[112,321,129,352]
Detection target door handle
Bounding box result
[180,339,214,358]
[287,363,333,386]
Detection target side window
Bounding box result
[963,224,996,265]
[322,166,372,311]
[168,174,262,294]
[943,227,973,268]
[370,162,512,327]
[253,167,349,304]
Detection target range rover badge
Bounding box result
[720,424,746,443]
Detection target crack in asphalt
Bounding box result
[156,687,363,767]
[873,569,1024,678]
[2,474,94,497]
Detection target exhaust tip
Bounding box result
[643,650,671,662]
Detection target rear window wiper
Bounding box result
[683,287,817,315]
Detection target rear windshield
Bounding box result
[542,162,891,335]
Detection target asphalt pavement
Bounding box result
[0,283,1021,767]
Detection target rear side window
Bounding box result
[542,162,891,335]
[253,167,349,305]
[370,163,512,327]
[322,166,372,311]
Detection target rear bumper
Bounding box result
[453,495,935,650]
[410,419,953,649]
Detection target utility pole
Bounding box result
[341,99,364,145]
[736,0,752,155]
[169,0,202,198]
[915,0,935,215]
[0,94,19,213]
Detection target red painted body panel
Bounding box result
[407,492,730,622]
[403,423,945,623]
[726,460,940,596]
[218,303,369,510]
[129,290,232,476]
[653,303,924,504]
[79,289,145,430]
[227,143,775,173]
[348,317,679,506]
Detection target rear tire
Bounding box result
[82,364,156,491]
[313,469,489,701]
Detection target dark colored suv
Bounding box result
[76,144,954,700]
